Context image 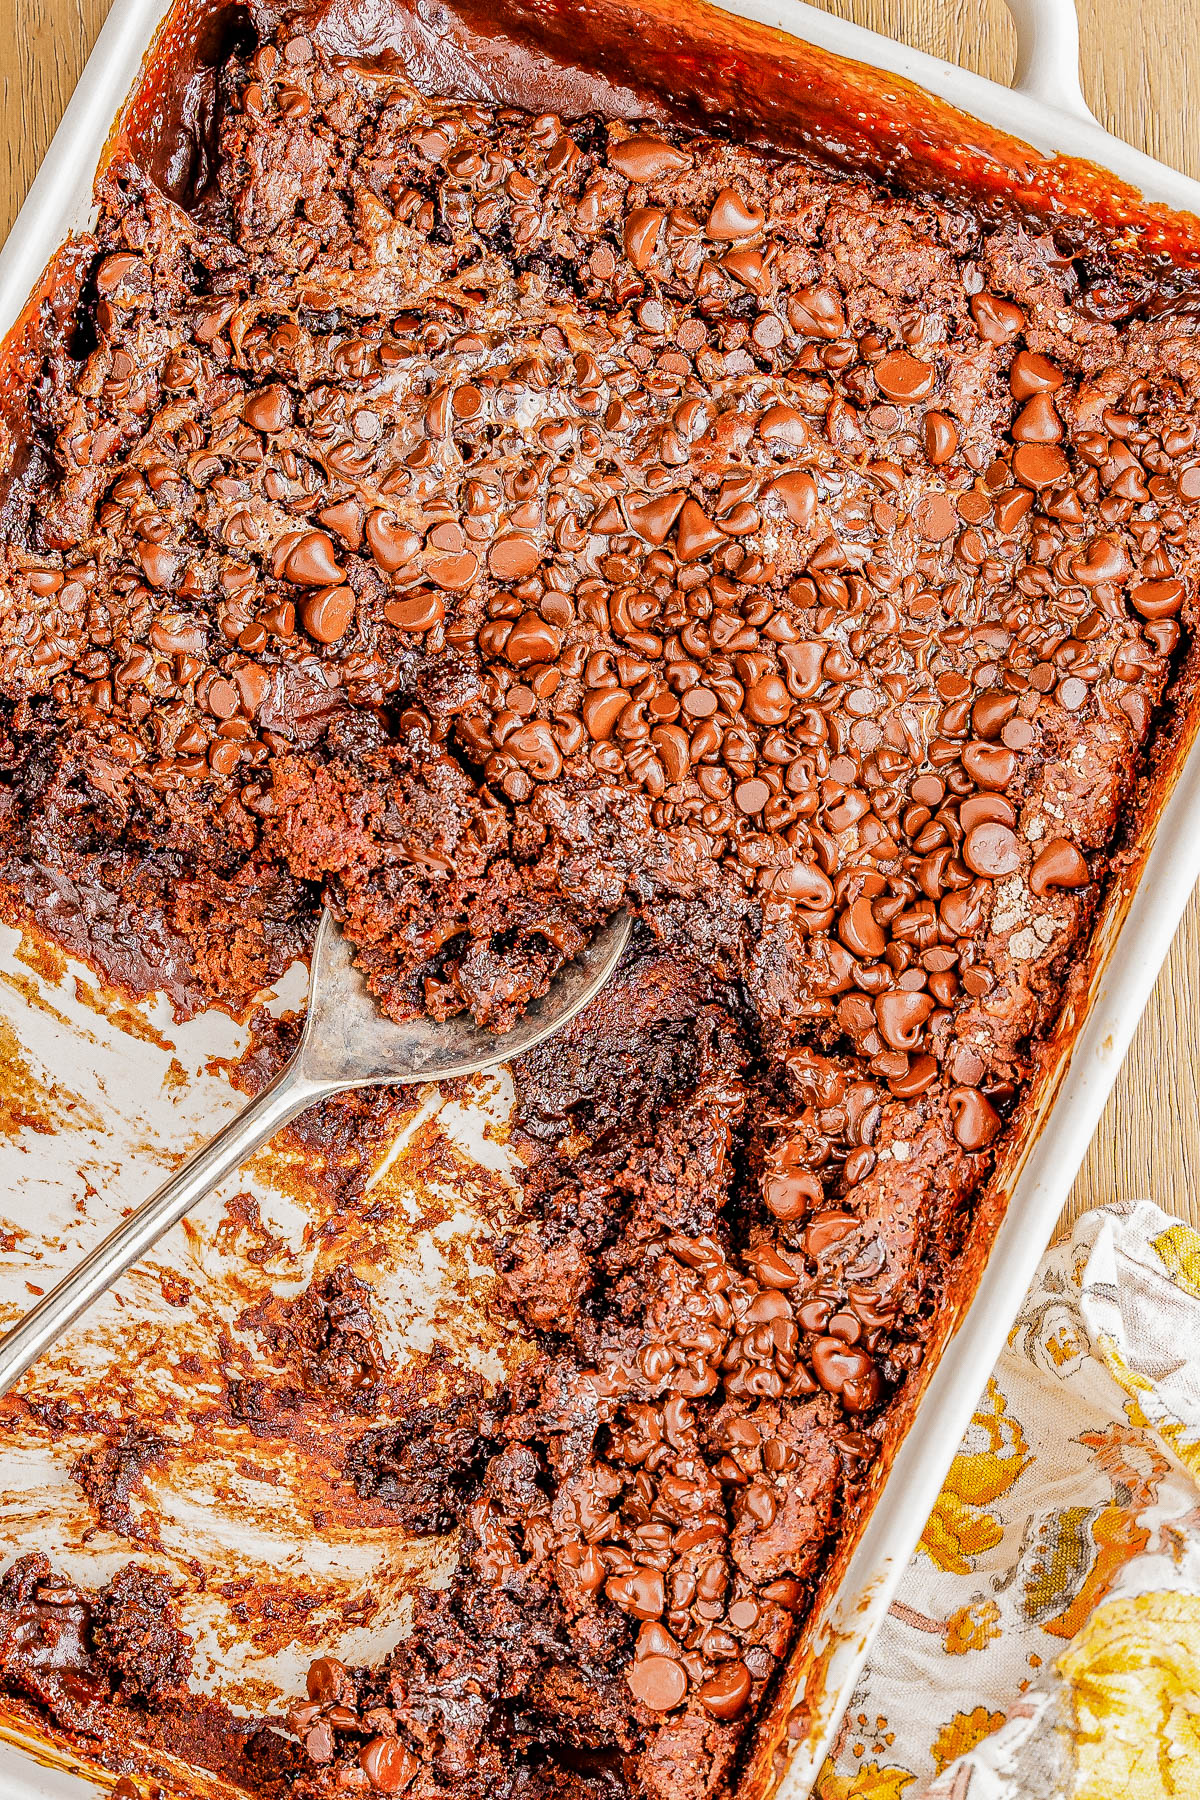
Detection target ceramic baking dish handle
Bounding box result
[1001,0,1099,124]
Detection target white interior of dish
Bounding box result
[0,918,531,1795]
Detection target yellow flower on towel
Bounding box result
[1095,1331,1154,1397]
[816,1762,915,1799]
[1056,1590,1200,1798]
[1150,1223,1200,1299]
[943,1597,1002,1654]
[1149,1415,1200,1482]
[920,1380,1030,1574]
[930,1706,1007,1773]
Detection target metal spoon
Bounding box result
[0,907,630,1395]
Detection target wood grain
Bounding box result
[2,0,1199,1233]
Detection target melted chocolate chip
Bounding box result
[628,1654,688,1711]
[874,350,935,403]
[707,188,766,239]
[610,135,689,180]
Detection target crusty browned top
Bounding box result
[1,17,1199,1800]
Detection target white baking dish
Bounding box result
[2,0,1200,1796]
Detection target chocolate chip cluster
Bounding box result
[286,1002,869,1797]
[1,20,1199,1800]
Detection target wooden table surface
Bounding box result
[2,0,1198,1234]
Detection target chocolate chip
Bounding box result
[838,896,885,958]
[95,252,145,295]
[753,1244,801,1288]
[960,792,1011,834]
[1130,578,1185,618]
[625,491,686,546]
[307,1657,349,1704]
[279,530,344,586]
[583,688,631,741]
[1029,838,1089,895]
[1012,393,1062,442]
[609,135,689,180]
[811,1337,876,1397]
[243,385,292,433]
[788,284,845,338]
[606,1567,665,1619]
[1012,443,1069,489]
[304,1715,334,1764]
[875,991,934,1050]
[758,402,812,448]
[751,312,785,351]
[768,470,817,527]
[914,493,958,542]
[972,693,1017,739]
[206,678,239,720]
[803,1212,859,1256]
[137,544,176,588]
[697,1661,752,1719]
[384,592,445,632]
[763,1162,820,1221]
[706,188,765,239]
[301,585,354,645]
[970,292,1025,343]
[366,512,423,572]
[1071,534,1131,585]
[770,861,834,905]
[1009,351,1063,399]
[923,411,958,464]
[675,500,725,561]
[1002,717,1035,751]
[507,721,563,780]
[873,350,935,403]
[359,1737,420,1793]
[964,820,1021,877]
[504,612,562,666]
[743,674,791,725]
[627,1654,688,1711]
[734,776,770,814]
[623,207,665,270]
[319,499,364,548]
[994,487,1033,531]
[961,742,1016,790]
[947,1086,1001,1150]
[489,533,540,580]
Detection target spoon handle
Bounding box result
[0,1058,330,1396]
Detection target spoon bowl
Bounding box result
[301,907,632,1087]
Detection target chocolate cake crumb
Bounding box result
[72,1425,169,1543]
[91,1566,194,1703]
[0,1554,191,1717]
[0,1555,301,1793]
[347,1384,506,1532]
[242,1266,388,1410]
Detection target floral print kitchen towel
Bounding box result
[817,1200,1200,1800]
